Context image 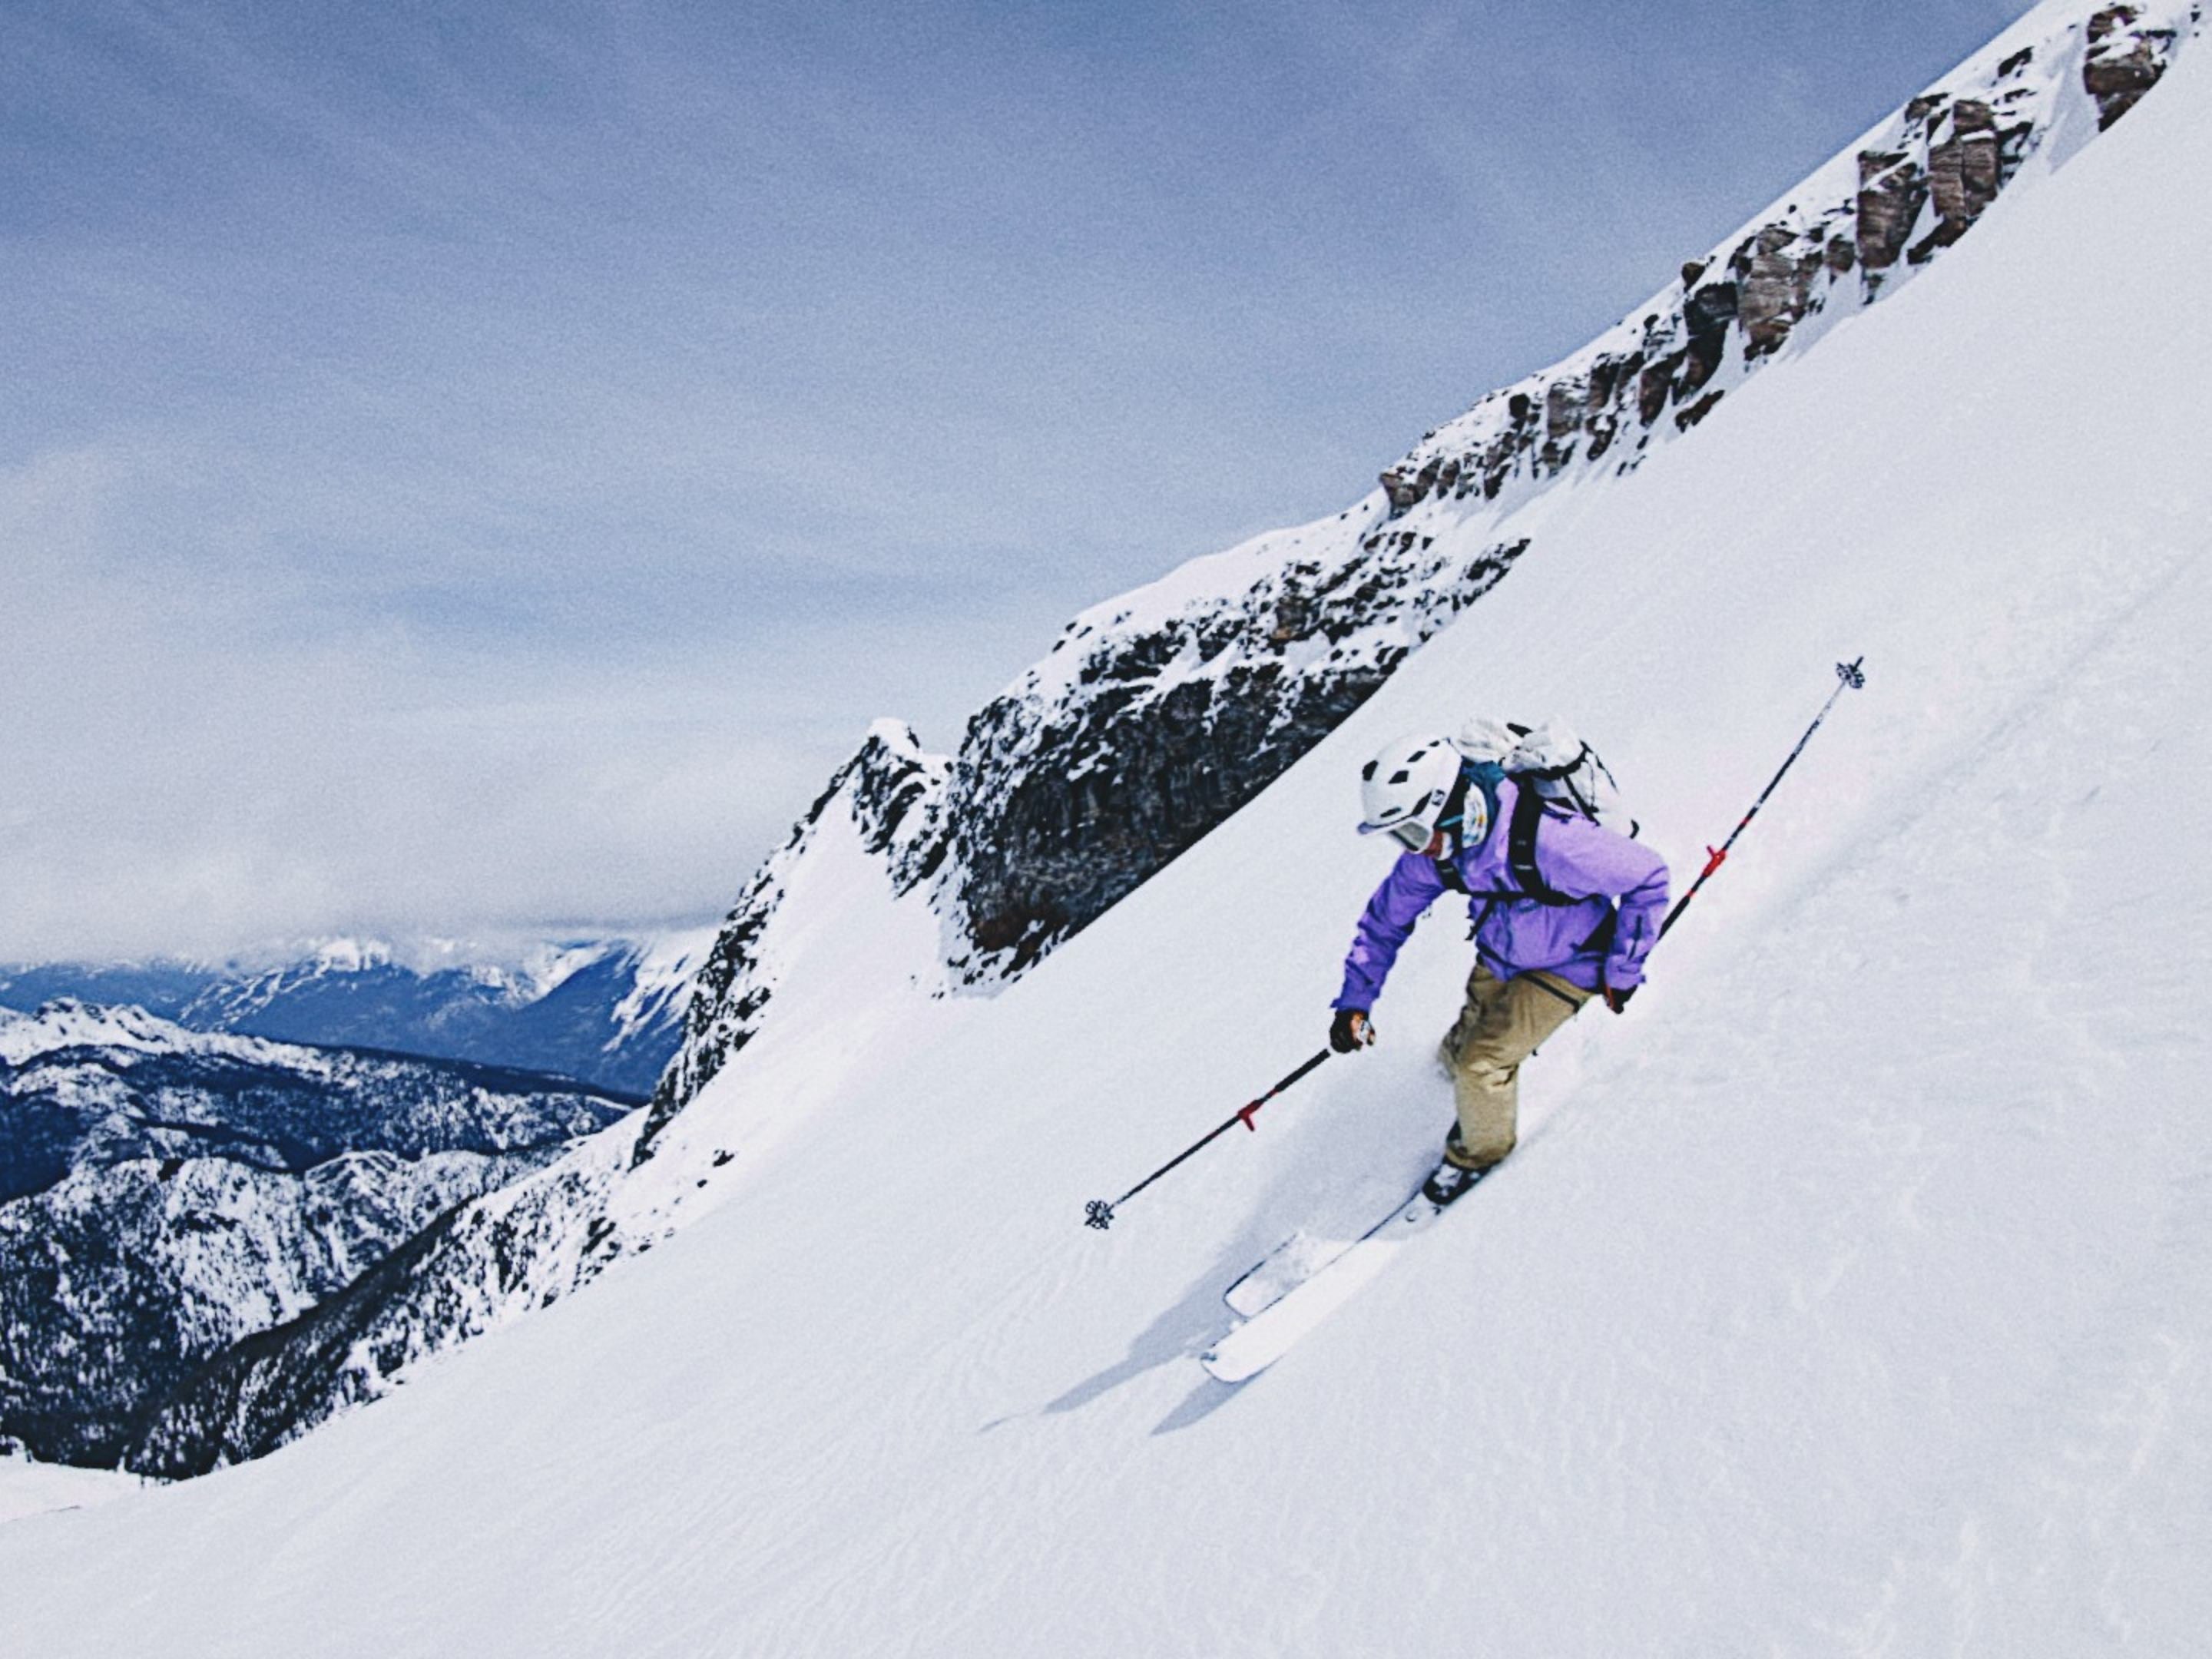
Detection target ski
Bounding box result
[1200,1187,1450,1382]
[1224,1228,1361,1319]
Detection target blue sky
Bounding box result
[2,0,2028,959]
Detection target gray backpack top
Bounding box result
[1452,716,1638,903]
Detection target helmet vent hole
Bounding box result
[1387,769,1409,784]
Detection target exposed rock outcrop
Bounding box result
[921,2,2203,985]
[943,537,1528,977]
[1375,3,2194,522]
[2086,4,2186,125]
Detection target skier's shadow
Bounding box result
[1040,1035,1464,1434]
[1043,1159,1427,1436]
[1040,1264,1252,1432]
[1043,1098,1575,1434]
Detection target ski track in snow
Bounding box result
[5,8,2212,1655]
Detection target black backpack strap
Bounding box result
[1433,854,1469,894]
[1507,783,1576,906]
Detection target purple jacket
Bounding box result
[1335,778,1671,1008]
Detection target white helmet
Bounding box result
[1359,733,1483,853]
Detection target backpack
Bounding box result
[1446,717,1639,905]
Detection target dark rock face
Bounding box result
[2085,6,2181,127]
[1926,100,2003,236]
[1739,227,1826,356]
[0,1005,634,1467]
[945,539,1528,979]
[1856,147,1932,274]
[1858,91,2032,276]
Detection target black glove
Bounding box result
[1330,1007,1373,1052]
[1603,984,1637,1015]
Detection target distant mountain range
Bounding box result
[0,931,714,1098]
[0,1000,640,1466]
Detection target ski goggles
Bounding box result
[1378,771,1480,854]
[1386,818,1436,853]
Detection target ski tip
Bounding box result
[1199,1346,1266,1386]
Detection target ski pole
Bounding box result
[1084,1049,1331,1230]
[1659,657,1866,940]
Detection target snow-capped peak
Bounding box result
[0,998,290,1068]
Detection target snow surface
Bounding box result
[0,1455,149,1528]
[5,16,2212,1656]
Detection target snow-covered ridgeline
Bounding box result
[0,929,715,1097]
[102,0,2203,1481]
[0,1001,631,1160]
[639,721,946,1141]
[121,732,957,1476]
[1,999,305,1068]
[1377,0,2197,521]
[187,934,644,1017]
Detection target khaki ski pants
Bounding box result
[1437,963,1591,1169]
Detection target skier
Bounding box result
[1329,730,1671,1206]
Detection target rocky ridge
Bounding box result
[1376,3,2193,522]
[640,721,946,1147]
[111,0,2201,1479]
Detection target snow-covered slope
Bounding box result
[643,721,946,1129]
[68,0,2208,1487]
[0,930,713,1097]
[0,1452,146,1526]
[2,1,2208,1650]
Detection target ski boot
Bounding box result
[1421,1131,1498,1207]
